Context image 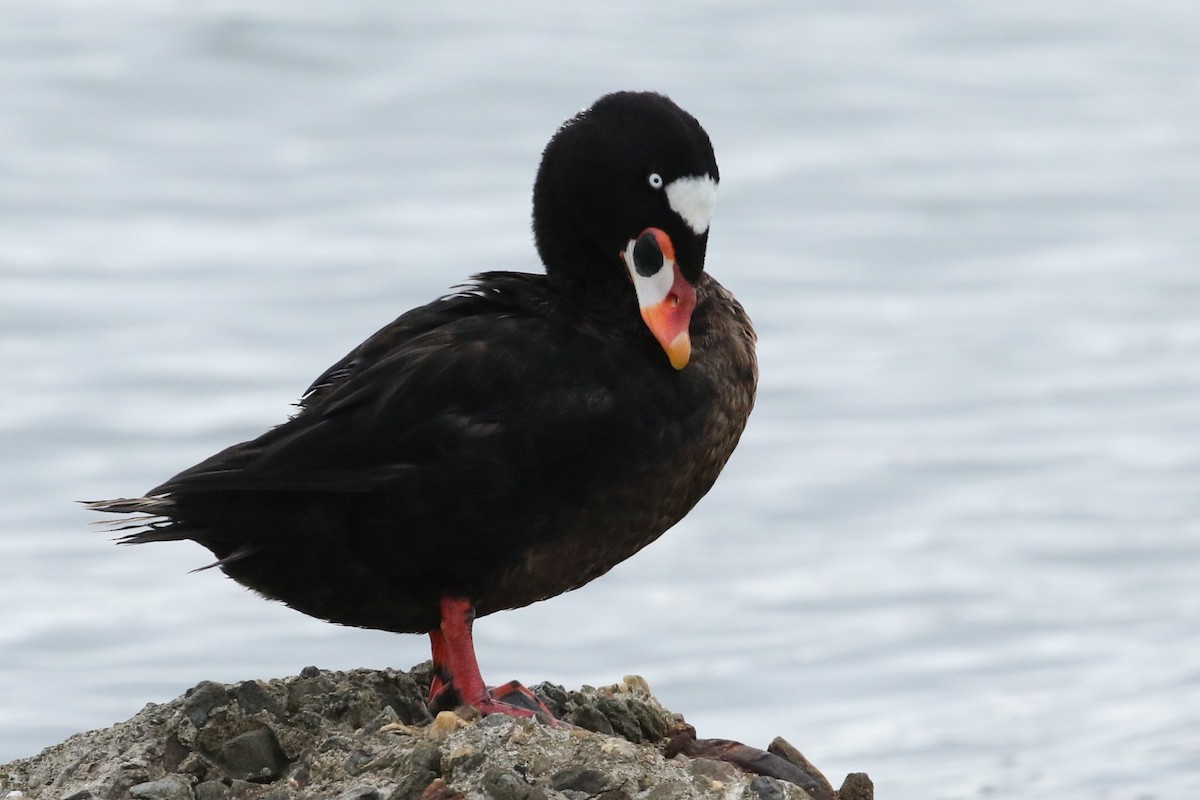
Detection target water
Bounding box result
[2,2,1198,797]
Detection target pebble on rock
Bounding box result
[429,711,466,739]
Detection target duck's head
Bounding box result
[533,91,720,370]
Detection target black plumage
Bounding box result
[89,91,756,716]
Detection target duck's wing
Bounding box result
[146,273,659,502]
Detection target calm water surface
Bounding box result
[2,2,1198,798]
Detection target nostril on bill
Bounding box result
[632,230,665,277]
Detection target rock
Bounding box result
[665,729,831,800]
[208,727,289,782]
[745,775,794,800]
[341,748,372,776]
[549,766,607,794]
[194,781,227,800]
[688,757,739,784]
[766,737,834,800]
[480,768,547,800]
[568,704,615,735]
[0,666,868,800]
[411,778,464,800]
[621,675,652,694]
[183,681,230,728]
[429,711,465,740]
[335,787,382,800]
[129,776,193,800]
[836,772,874,800]
[406,739,443,775]
[387,768,439,800]
[443,745,486,779]
[233,680,287,719]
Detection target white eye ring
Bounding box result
[648,172,664,189]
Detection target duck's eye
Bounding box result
[647,172,664,190]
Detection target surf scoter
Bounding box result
[89,91,757,719]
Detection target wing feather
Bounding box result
[150,273,637,504]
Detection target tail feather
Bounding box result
[82,497,173,516]
[81,496,187,544]
[83,496,259,567]
[189,544,256,573]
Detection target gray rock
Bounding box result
[595,698,643,743]
[442,746,486,779]
[568,704,614,735]
[334,787,381,800]
[0,666,866,800]
[209,727,289,782]
[642,781,690,800]
[193,780,227,800]
[549,767,607,794]
[745,775,791,800]
[228,778,263,797]
[688,757,738,784]
[287,672,337,715]
[129,776,193,800]
[183,682,230,728]
[386,769,438,800]
[233,680,286,719]
[480,768,546,800]
[406,739,442,775]
[629,699,670,741]
[594,790,632,800]
[530,683,569,718]
[343,748,376,777]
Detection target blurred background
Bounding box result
[2,1,1198,797]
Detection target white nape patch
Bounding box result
[665,174,718,234]
[623,239,675,309]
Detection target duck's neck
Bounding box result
[543,251,638,325]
